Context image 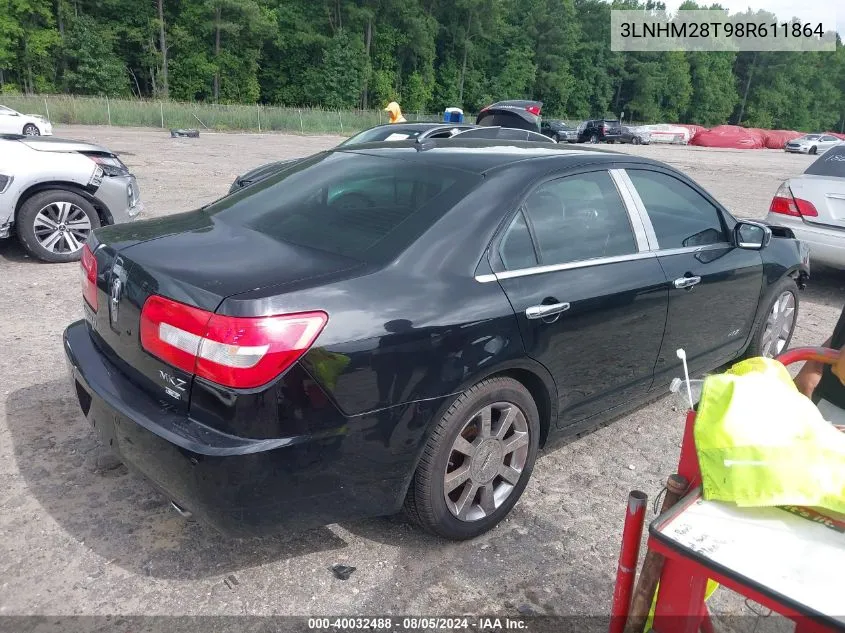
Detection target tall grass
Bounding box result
[1,94,443,135]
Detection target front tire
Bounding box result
[22,123,40,136]
[17,190,100,263]
[744,277,799,359]
[590,134,599,144]
[404,377,540,540]
[632,136,641,145]
[809,146,818,155]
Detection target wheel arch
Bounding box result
[14,181,114,227]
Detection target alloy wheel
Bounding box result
[33,201,92,255]
[23,124,40,136]
[443,402,530,522]
[761,291,796,357]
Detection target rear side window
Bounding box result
[501,171,637,269]
[499,211,537,270]
[627,169,727,249]
[207,152,480,263]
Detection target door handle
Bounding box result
[674,276,702,289]
[525,302,570,319]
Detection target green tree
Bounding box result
[62,14,127,96]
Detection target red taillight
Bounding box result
[526,105,541,116]
[769,182,818,218]
[80,244,98,311]
[794,198,818,217]
[139,295,328,390]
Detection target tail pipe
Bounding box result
[609,490,648,633]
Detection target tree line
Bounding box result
[1,0,843,131]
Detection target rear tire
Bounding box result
[17,189,100,263]
[632,137,641,145]
[743,276,799,360]
[22,123,40,136]
[404,377,540,540]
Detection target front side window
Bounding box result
[626,169,727,250]
[498,171,637,270]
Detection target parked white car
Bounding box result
[784,134,842,155]
[766,145,845,269]
[0,105,53,136]
[0,135,142,262]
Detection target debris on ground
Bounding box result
[330,564,356,580]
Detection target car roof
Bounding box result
[335,138,652,174]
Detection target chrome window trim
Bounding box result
[608,169,650,252]
[614,169,660,250]
[475,251,658,282]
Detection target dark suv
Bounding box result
[578,119,623,144]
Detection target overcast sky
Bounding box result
[661,0,843,36]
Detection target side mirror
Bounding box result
[734,220,772,250]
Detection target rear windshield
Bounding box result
[206,151,481,263]
[804,145,845,178]
[339,126,433,146]
[476,111,537,132]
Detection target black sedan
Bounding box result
[617,126,651,145]
[64,140,809,540]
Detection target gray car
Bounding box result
[766,144,845,269]
[0,134,142,262]
[784,134,843,155]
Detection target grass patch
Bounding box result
[2,94,444,135]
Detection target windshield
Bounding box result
[338,126,435,146]
[206,151,481,263]
[802,135,821,141]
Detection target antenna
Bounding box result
[676,348,694,410]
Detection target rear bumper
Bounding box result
[765,213,845,269]
[63,320,418,536]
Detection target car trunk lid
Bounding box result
[790,175,845,228]
[85,212,364,408]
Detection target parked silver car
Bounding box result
[784,134,842,155]
[0,134,142,262]
[766,144,845,269]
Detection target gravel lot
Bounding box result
[1,127,842,625]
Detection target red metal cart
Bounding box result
[612,347,845,633]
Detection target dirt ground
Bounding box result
[0,127,842,626]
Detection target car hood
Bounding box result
[789,139,816,146]
[16,136,111,154]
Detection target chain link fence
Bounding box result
[1,94,444,135]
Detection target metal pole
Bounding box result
[257,103,261,132]
[160,102,164,128]
[106,97,111,125]
[610,491,648,633]
[298,109,303,133]
[622,474,689,633]
[43,98,50,121]
[339,111,343,135]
